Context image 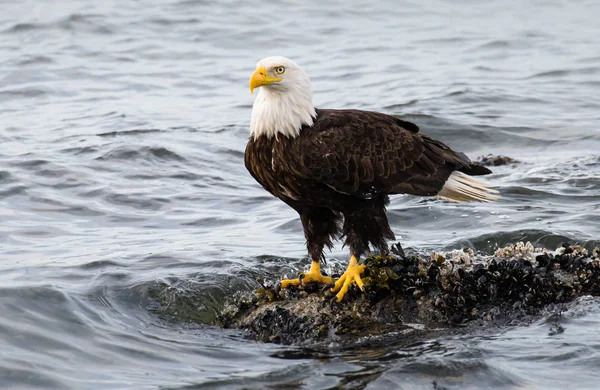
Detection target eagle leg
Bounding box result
[330,255,366,302]
[280,260,333,289]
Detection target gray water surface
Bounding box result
[1,0,600,389]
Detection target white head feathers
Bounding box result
[249,56,316,139]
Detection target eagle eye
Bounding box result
[274,66,285,75]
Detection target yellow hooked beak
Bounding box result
[249,67,282,94]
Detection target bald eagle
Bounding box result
[245,56,499,302]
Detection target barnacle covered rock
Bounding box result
[216,242,600,345]
[476,154,518,166]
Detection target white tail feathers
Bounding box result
[437,171,500,203]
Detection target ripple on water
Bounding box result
[103,193,170,211]
[95,146,187,162]
[96,128,165,138]
[0,171,14,183]
[0,185,27,198]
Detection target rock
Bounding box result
[476,154,517,166]
[215,243,600,345]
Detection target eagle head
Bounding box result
[249,56,316,139]
[249,56,307,94]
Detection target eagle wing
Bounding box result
[296,109,479,198]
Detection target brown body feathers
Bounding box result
[245,108,496,261]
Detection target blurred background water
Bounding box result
[1,0,599,388]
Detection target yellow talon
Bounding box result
[280,260,333,289]
[330,255,366,302]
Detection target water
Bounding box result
[1,0,599,388]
